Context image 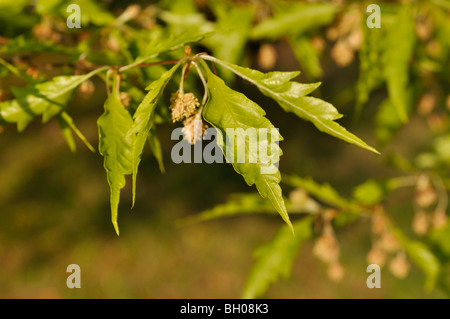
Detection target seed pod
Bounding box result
[257,44,277,70]
[181,117,207,145]
[331,40,354,67]
[432,210,448,229]
[347,30,362,50]
[379,232,400,253]
[389,253,410,279]
[289,189,308,207]
[371,206,387,235]
[120,92,131,108]
[412,210,429,236]
[327,261,345,282]
[313,231,339,263]
[367,246,387,267]
[417,92,436,115]
[170,92,200,122]
[415,175,437,208]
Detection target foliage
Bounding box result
[0,0,449,298]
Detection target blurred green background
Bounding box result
[0,0,449,298]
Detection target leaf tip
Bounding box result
[112,220,120,236]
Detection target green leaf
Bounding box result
[202,65,293,233]
[242,217,313,299]
[382,6,416,123]
[205,6,253,80]
[97,73,134,235]
[57,114,76,153]
[130,63,180,206]
[375,98,405,147]
[352,179,385,206]
[251,2,336,40]
[122,31,214,72]
[201,56,378,154]
[288,35,323,79]
[393,228,441,292]
[59,111,95,152]
[148,126,165,174]
[429,221,450,257]
[355,22,384,118]
[282,174,351,210]
[0,67,106,131]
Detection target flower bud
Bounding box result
[170,92,200,122]
[389,253,410,279]
[412,210,429,236]
[327,261,345,282]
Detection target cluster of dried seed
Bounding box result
[170,91,207,145]
[412,174,448,236]
[326,5,362,67]
[170,92,200,123]
[181,117,208,145]
[367,206,410,279]
[312,210,345,282]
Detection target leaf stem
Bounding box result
[192,61,208,107]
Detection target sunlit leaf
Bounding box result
[57,114,76,153]
[289,35,323,79]
[382,6,416,123]
[202,56,378,154]
[130,63,180,205]
[355,22,383,118]
[0,67,106,131]
[97,73,134,235]
[202,65,293,233]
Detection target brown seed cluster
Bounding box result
[367,206,410,279]
[326,5,362,67]
[412,175,448,235]
[170,91,207,145]
[170,92,200,123]
[312,210,345,282]
[181,117,208,145]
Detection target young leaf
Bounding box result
[355,22,383,118]
[59,111,95,152]
[242,217,313,299]
[130,63,180,206]
[0,67,106,131]
[288,35,323,79]
[98,73,134,235]
[202,66,293,233]
[382,6,416,123]
[57,114,76,153]
[201,56,378,154]
[205,5,253,80]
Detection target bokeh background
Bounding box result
[0,0,449,298]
